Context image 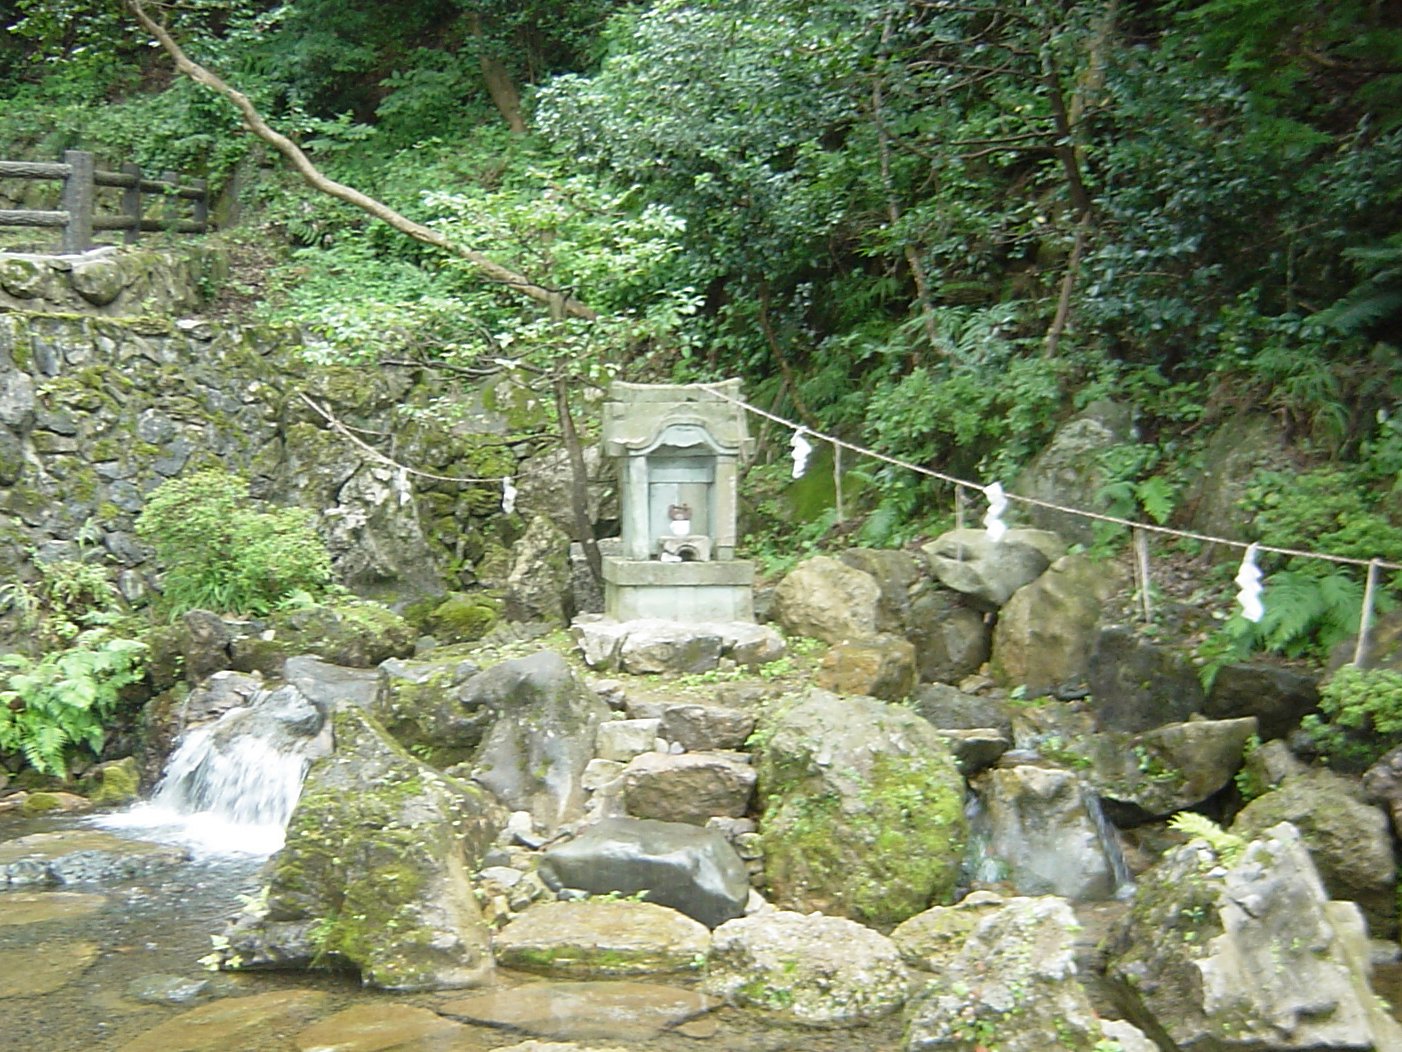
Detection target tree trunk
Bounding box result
[553,376,603,584]
[469,13,527,134]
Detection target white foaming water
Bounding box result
[96,686,325,858]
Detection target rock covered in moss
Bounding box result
[1103,822,1402,1051]
[227,707,504,990]
[371,655,491,768]
[83,757,141,807]
[905,895,1123,1052]
[755,689,967,927]
[424,592,501,644]
[493,899,709,977]
[269,600,415,668]
[890,889,1011,972]
[703,910,907,1027]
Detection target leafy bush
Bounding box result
[0,552,124,650]
[1300,663,1402,770]
[0,632,146,778]
[136,469,333,617]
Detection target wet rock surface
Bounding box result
[439,980,718,1042]
[0,830,188,888]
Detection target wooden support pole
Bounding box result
[1353,559,1382,666]
[121,161,142,246]
[955,485,966,530]
[60,149,94,253]
[1133,527,1153,623]
[834,443,844,524]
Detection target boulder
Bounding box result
[1182,413,1292,542]
[922,528,1066,611]
[970,765,1119,901]
[990,553,1125,694]
[596,718,661,762]
[225,707,504,990]
[905,896,1117,1052]
[537,817,749,929]
[815,633,917,701]
[283,655,380,712]
[905,588,990,684]
[503,515,572,625]
[232,600,414,673]
[466,651,611,831]
[1086,716,1259,824]
[624,699,755,752]
[704,911,908,1027]
[439,981,714,1044]
[1011,400,1133,547]
[1204,661,1321,741]
[618,621,723,675]
[371,655,491,768]
[1104,822,1402,1050]
[492,900,708,977]
[771,555,880,643]
[1233,769,1397,938]
[756,690,967,927]
[838,547,921,632]
[1086,626,1206,732]
[0,830,187,888]
[620,752,756,826]
[1363,742,1402,837]
[890,889,1010,972]
[911,683,1014,740]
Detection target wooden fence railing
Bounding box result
[0,149,210,253]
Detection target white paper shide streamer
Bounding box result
[790,428,813,479]
[983,481,1008,542]
[501,476,518,515]
[1235,543,1264,623]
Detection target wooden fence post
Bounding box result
[192,178,208,232]
[60,149,94,253]
[121,161,142,245]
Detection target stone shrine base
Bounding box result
[602,557,755,622]
[571,615,785,675]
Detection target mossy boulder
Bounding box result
[493,900,709,977]
[82,757,141,807]
[371,656,493,769]
[425,592,501,644]
[262,600,415,669]
[226,707,505,990]
[755,689,967,928]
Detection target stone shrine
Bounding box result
[600,380,756,621]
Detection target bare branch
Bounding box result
[125,0,596,321]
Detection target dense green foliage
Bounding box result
[2,0,1400,649]
[0,632,145,777]
[135,469,334,617]
[1301,664,1402,770]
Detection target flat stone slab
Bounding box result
[0,940,99,997]
[439,980,717,1042]
[494,900,709,977]
[294,1003,469,1052]
[0,830,189,888]
[116,990,330,1052]
[0,890,107,926]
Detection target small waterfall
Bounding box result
[97,685,328,857]
[1080,783,1135,899]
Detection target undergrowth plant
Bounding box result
[136,468,334,618]
[1300,664,1402,770]
[0,631,146,778]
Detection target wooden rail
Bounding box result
[0,150,210,253]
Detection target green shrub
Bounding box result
[1300,663,1402,770]
[0,632,146,778]
[136,469,333,617]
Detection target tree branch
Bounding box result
[125,0,595,321]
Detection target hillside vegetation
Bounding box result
[2,0,1401,634]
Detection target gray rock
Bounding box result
[1104,822,1402,1050]
[180,609,232,683]
[439,981,715,1044]
[704,910,907,1027]
[620,751,756,825]
[596,718,661,762]
[1205,661,1320,741]
[0,831,189,888]
[125,974,210,1005]
[624,700,756,752]
[1011,400,1133,546]
[1086,626,1206,732]
[1233,769,1397,938]
[283,655,380,712]
[838,547,920,632]
[467,652,611,831]
[618,621,724,674]
[905,588,990,684]
[1363,742,1402,838]
[912,683,1014,738]
[771,555,881,643]
[538,817,750,929]
[991,553,1125,694]
[905,896,1112,1052]
[890,890,1011,972]
[504,515,572,625]
[922,528,1065,611]
[371,656,493,768]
